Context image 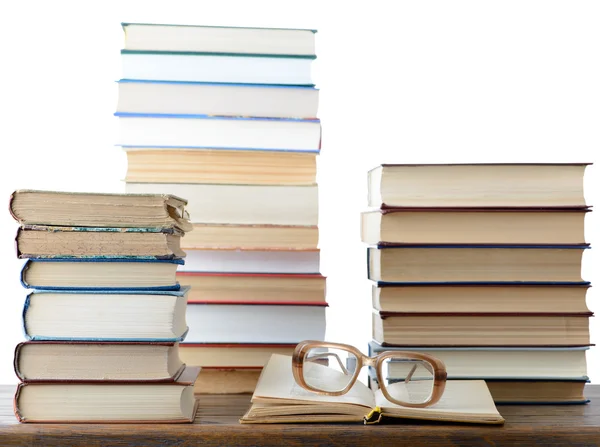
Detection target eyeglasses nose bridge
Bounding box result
[362,355,378,368]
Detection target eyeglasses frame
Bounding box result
[292,340,447,408]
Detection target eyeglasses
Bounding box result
[292,341,447,408]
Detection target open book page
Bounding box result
[252,354,375,409]
[375,380,504,424]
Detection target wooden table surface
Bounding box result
[0,385,599,446]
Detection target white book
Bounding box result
[122,23,316,56]
[121,52,314,85]
[125,183,318,226]
[118,115,321,151]
[179,249,320,274]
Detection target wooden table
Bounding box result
[0,385,599,446]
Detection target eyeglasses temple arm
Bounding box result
[305,352,350,375]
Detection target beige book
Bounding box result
[240,355,504,425]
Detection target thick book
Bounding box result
[367,245,589,284]
[125,183,318,226]
[185,303,327,344]
[372,284,590,314]
[372,312,591,346]
[22,287,189,342]
[117,80,319,119]
[195,368,261,394]
[361,208,588,245]
[179,343,296,368]
[179,272,326,305]
[15,226,186,259]
[367,163,588,208]
[178,249,320,274]
[14,366,200,423]
[240,355,504,425]
[9,190,191,231]
[20,258,183,290]
[123,148,317,185]
[121,51,314,85]
[117,114,320,152]
[367,343,589,380]
[14,341,185,382]
[182,223,318,251]
[122,23,316,56]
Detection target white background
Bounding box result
[0,0,598,385]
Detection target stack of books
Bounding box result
[9,190,198,423]
[361,163,593,404]
[117,23,326,393]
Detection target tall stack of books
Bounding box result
[362,163,592,404]
[9,190,198,423]
[117,23,326,393]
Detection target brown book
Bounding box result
[14,366,200,423]
[367,245,588,283]
[373,313,591,346]
[16,226,186,259]
[180,343,296,368]
[367,163,589,208]
[125,148,316,185]
[9,190,191,231]
[486,380,587,404]
[14,341,185,382]
[194,368,262,394]
[182,223,318,250]
[361,208,588,245]
[372,284,590,314]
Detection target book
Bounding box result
[361,208,588,245]
[125,183,318,226]
[14,366,200,423]
[15,226,186,259]
[178,249,320,274]
[372,284,590,314]
[372,313,591,346]
[367,245,588,283]
[367,343,589,380]
[20,258,183,290]
[181,224,318,251]
[122,23,316,56]
[185,303,327,343]
[240,355,504,425]
[121,51,314,85]
[117,80,319,119]
[194,368,261,394]
[23,287,189,341]
[14,341,185,382]
[180,272,326,304]
[367,163,588,208]
[117,114,320,151]
[179,343,296,368]
[9,190,191,231]
[123,148,317,185]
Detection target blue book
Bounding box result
[20,258,184,291]
[23,287,190,342]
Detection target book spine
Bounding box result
[22,294,31,339]
[8,191,21,224]
[13,343,24,382]
[20,261,31,288]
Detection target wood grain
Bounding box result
[0,385,599,446]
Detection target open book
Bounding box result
[240,354,504,425]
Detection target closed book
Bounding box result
[20,258,183,291]
[15,226,186,259]
[117,114,321,152]
[367,245,589,284]
[14,341,185,382]
[14,366,200,423]
[123,148,317,185]
[22,287,189,342]
[125,183,318,226]
[117,80,319,119]
[179,272,326,305]
[194,368,261,394]
[372,312,591,346]
[361,208,588,245]
[122,23,316,56]
[367,163,588,208]
[9,189,191,231]
[179,343,296,368]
